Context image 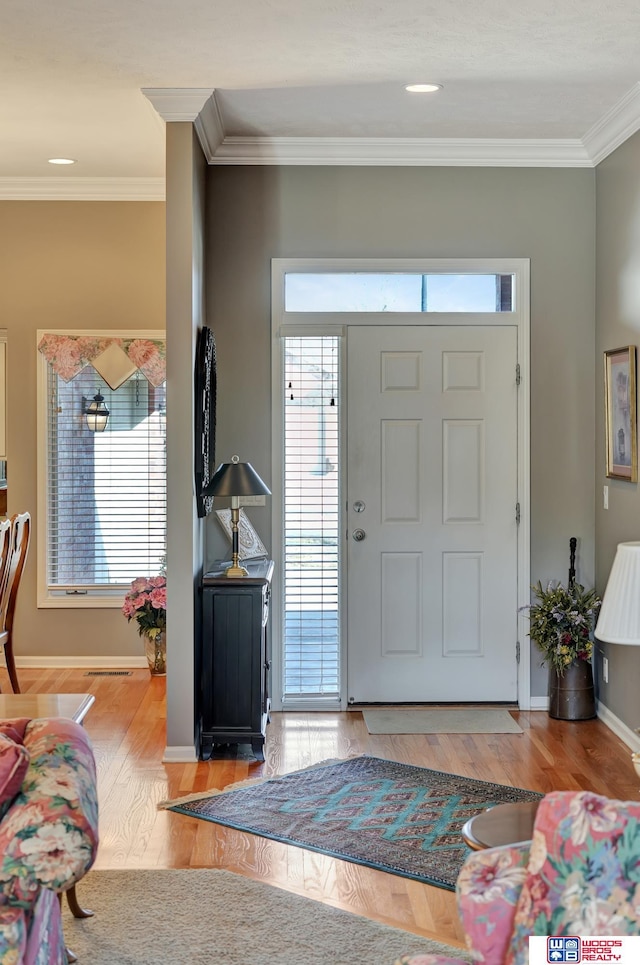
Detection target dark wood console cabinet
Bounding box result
[200,560,274,762]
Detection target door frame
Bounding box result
[271,257,531,711]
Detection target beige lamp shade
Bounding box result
[595,541,640,646]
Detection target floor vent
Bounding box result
[84,671,133,677]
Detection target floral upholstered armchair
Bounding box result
[0,716,99,965]
[394,789,640,965]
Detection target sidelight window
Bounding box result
[282,337,340,697]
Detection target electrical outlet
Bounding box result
[603,656,609,684]
[603,485,609,510]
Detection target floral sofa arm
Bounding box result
[0,716,99,906]
[394,842,530,965]
[454,841,529,962]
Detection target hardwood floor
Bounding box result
[10,667,640,949]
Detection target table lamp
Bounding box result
[202,455,271,577]
[594,541,640,780]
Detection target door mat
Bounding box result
[362,708,523,734]
[165,755,541,891]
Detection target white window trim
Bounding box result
[36,328,166,609]
[271,258,531,711]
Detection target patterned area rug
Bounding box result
[167,755,542,891]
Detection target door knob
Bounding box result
[352,528,366,541]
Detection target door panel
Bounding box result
[347,325,518,703]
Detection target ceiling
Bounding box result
[3,0,640,198]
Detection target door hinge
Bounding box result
[516,640,520,663]
[515,502,521,524]
[516,363,521,385]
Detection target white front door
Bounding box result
[347,325,519,703]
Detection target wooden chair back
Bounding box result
[0,519,12,602]
[0,512,31,692]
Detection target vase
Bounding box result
[143,630,166,676]
[548,659,595,720]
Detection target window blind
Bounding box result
[283,337,340,697]
[46,364,166,593]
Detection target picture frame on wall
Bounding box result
[604,345,637,482]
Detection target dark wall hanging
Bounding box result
[195,326,217,518]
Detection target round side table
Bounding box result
[461,800,540,851]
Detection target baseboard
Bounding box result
[529,696,549,711]
[596,701,640,753]
[163,745,198,763]
[15,656,148,669]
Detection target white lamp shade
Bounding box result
[595,541,640,645]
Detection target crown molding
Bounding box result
[209,135,592,167]
[173,81,640,168]
[582,82,640,165]
[194,93,225,161]
[0,177,165,201]
[5,83,640,201]
[141,88,215,121]
[143,86,223,160]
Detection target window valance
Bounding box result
[37,334,166,388]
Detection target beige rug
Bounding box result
[63,869,471,964]
[362,708,523,734]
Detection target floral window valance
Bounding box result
[38,334,166,389]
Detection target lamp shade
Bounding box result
[202,455,271,498]
[595,541,640,645]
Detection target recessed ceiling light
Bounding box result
[405,84,442,94]
[48,158,76,165]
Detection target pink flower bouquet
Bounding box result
[122,575,166,638]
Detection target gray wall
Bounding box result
[595,130,640,731]
[205,165,596,699]
[165,125,207,756]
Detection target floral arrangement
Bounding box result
[525,579,601,675]
[122,575,166,638]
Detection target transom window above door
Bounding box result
[284,272,514,313]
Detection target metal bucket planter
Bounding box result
[548,659,596,720]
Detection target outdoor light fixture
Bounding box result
[202,455,271,577]
[85,392,110,432]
